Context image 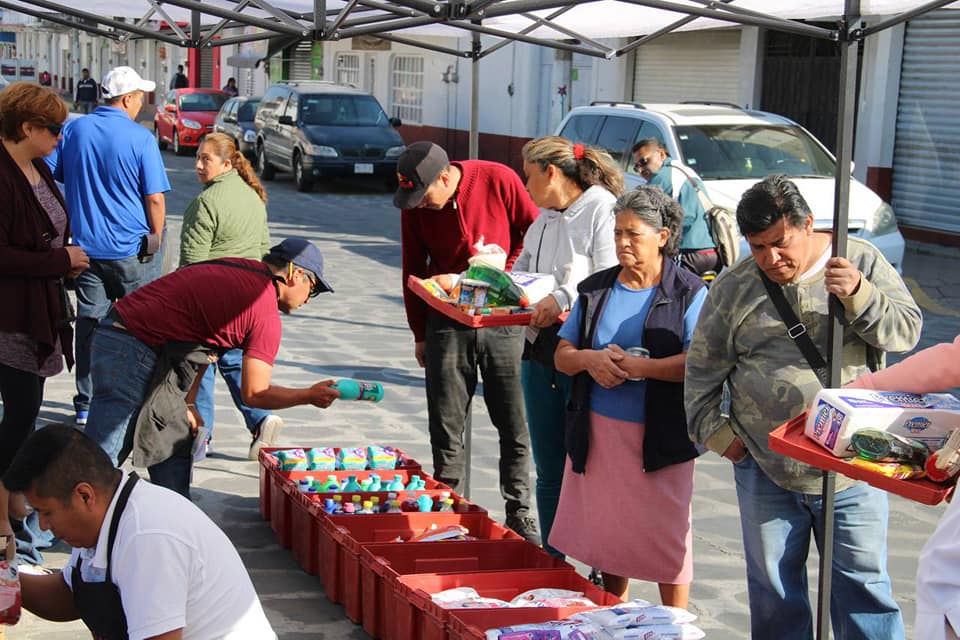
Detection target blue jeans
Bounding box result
[73,253,162,412]
[85,322,192,498]
[521,359,571,557]
[195,348,270,437]
[733,456,904,640]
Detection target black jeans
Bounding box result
[0,363,45,477]
[424,314,531,518]
[679,249,722,277]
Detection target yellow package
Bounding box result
[848,457,925,480]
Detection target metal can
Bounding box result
[625,346,650,381]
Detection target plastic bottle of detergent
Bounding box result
[342,502,356,515]
[416,495,435,513]
[386,475,405,491]
[323,498,337,514]
[465,264,530,308]
[342,475,362,492]
[321,475,340,492]
[368,474,382,491]
[360,478,373,492]
[400,494,419,512]
[439,498,455,512]
[332,379,385,402]
[385,500,402,514]
[405,475,423,490]
[360,500,375,514]
[370,496,381,512]
[332,495,344,513]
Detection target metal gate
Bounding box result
[632,29,741,104]
[288,40,314,81]
[891,10,960,233]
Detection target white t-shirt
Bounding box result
[62,473,276,640]
[916,496,960,640]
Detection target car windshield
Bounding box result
[237,100,260,121]
[180,93,228,112]
[674,124,835,180]
[300,94,388,126]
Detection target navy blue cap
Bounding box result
[267,237,333,293]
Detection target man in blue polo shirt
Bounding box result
[54,66,170,427]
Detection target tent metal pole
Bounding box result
[620,0,837,40]
[191,9,201,48]
[478,6,571,59]
[315,0,325,37]
[159,0,309,37]
[332,16,443,39]
[374,33,468,57]
[470,27,480,159]
[199,0,253,48]
[145,0,189,43]
[517,11,611,51]
[818,1,860,638]
[246,0,307,32]
[0,0,122,41]
[861,0,956,36]
[328,0,359,35]
[208,31,285,47]
[451,20,609,57]
[1,0,182,44]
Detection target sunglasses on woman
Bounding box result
[43,122,64,136]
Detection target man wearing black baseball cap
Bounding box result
[82,237,337,496]
[395,141,542,543]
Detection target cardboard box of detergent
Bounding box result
[804,388,960,457]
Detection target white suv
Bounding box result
[556,102,904,270]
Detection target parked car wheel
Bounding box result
[173,130,188,156]
[155,126,167,151]
[257,145,275,181]
[293,153,313,192]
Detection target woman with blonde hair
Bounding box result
[513,136,623,555]
[180,132,281,461]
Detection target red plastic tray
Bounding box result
[287,488,482,576]
[360,540,568,639]
[394,569,621,640]
[769,413,952,506]
[257,445,422,525]
[408,275,539,328]
[316,512,521,623]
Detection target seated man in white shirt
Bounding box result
[2,424,276,640]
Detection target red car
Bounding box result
[154,88,229,155]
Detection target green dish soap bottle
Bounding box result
[465,264,530,308]
[332,379,385,402]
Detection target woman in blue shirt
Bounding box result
[551,187,707,608]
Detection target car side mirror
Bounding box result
[223,115,236,123]
[165,104,177,113]
[389,117,402,128]
[278,115,294,126]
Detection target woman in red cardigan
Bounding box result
[0,82,89,545]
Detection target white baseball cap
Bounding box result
[101,66,156,99]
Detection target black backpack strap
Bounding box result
[758,269,829,387]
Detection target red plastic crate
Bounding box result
[769,413,953,505]
[393,569,619,640]
[270,467,434,550]
[257,445,423,524]
[317,512,521,620]
[288,489,481,576]
[360,540,568,639]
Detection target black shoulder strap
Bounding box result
[105,472,140,582]
[758,269,829,387]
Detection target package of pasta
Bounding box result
[847,457,926,480]
[0,537,21,626]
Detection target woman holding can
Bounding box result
[550,186,706,606]
[513,136,623,555]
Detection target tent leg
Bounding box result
[818,1,860,638]
[469,28,480,159]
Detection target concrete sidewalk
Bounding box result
[6,151,960,638]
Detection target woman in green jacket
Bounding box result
[180,132,282,460]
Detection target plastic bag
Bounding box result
[509,588,595,608]
[431,586,510,609]
[468,236,508,271]
[0,536,21,626]
[571,601,696,628]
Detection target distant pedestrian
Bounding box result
[52,65,169,428]
[171,64,188,90]
[38,70,51,87]
[179,132,278,460]
[74,68,98,114]
[222,77,239,97]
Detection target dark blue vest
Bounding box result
[565,257,703,473]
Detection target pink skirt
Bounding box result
[548,411,694,584]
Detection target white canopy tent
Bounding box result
[2,2,955,635]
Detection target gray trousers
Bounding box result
[424,314,531,518]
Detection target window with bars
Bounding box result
[336,53,360,87]
[390,55,424,125]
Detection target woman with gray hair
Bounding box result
[550,186,706,607]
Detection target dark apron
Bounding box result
[72,473,139,640]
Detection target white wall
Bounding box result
[854,18,905,181]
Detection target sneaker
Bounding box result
[75,409,89,426]
[248,415,283,461]
[505,515,542,546]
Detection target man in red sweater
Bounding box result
[396,142,540,543]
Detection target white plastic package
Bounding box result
[509,588,596,608]
[604,624,706,640]
[571,601,696,628]
[431,586,510,609]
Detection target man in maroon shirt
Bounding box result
[395,142,541,543]
[82,238,338,496]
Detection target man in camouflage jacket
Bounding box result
[685,175,921,640]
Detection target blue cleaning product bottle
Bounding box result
[360,478,373,492]
[368,474,382,492]
[323,498,337,514]
[332,379,385,402]
[416,495,435,513]
[387,475,405,492]
[405,475,422,491]
[342,475,362,492]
